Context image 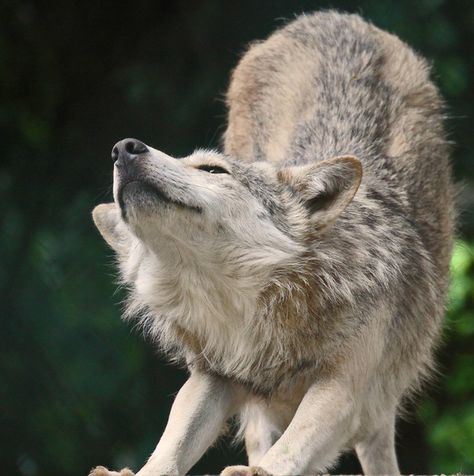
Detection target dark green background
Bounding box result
[1,1,473,474]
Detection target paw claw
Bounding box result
[220,466,251,476]
[88,466,135,476]
[119,469,135,476]
[119,468,135,476]
[220,466,270,476]
[89,467,109,476]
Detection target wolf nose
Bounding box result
[111,138,149,166]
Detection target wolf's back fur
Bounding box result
[226,11,454,274]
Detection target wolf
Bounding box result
[89,10,454,476]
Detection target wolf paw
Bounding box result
[220,465,270,476]
[88,466,135,476]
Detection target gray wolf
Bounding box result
[90,10,454,476]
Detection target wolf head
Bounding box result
[93,138,362,373]
[93,138,361,280]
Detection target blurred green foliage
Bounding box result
[419,242,474,474]
[0,1,473,475]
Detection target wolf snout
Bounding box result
[111,138,149,168]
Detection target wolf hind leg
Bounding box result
[355,412,400,475]
[243,406,283,466]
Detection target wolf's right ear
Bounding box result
[92,203,130,252]
[278,156,362,230]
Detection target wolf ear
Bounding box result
[92,203,130,252]
[279,156,362,229]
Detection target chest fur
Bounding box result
[131,259,339,395]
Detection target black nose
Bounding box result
[111,138,149,165]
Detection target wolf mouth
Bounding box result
[118,180,202,217]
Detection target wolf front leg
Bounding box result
[136,370,243,476]
[222,379,358,476]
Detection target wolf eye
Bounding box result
[197,165,229,174]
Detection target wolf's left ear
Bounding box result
[279,156,362,229]
[92,203,130,252]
